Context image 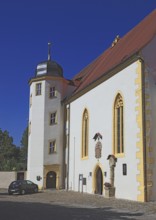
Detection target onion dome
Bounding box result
[35,42,63,77]
[35,60,63,77]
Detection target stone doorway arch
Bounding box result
[93,165,103,195]
[46,171,56,189]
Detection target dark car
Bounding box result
[8,180,38,195]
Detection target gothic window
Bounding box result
[82,109,89,158]
[114,94,124,155]
[36,83,42,96]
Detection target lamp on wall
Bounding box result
[36,176,42,181]
[123,164,127,176]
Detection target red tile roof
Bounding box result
[72,9,156,95]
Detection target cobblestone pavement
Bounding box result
[0,189,156,219]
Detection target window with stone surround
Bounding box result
[82,109,89,159]
[50,112,57,125]
[36,83,42,96]
[49,140,56,154]
[114,93,124,156]
[49,86,57,99]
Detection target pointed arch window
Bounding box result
[82,109,89,158]
[114,94,124,155]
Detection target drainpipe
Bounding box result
[66,104,70,191]
[73,137,76,190]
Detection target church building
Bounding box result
[27,9,156,202]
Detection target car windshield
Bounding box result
[11,181,22,186]
[26,181,33,185]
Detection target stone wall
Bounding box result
[0,171,27,188]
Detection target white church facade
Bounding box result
[27,9,156,202]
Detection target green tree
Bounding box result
[0,129,17,171]
[19,126,28,170]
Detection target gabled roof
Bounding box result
[72,9,156,95]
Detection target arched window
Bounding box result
[114,94,124,155]
[82,109,89,158]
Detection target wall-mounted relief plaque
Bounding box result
[95,141,102,159]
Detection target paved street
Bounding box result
[0,189,156,219]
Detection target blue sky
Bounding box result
[0,0,156,146]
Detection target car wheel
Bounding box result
[34,187,38,193]
[21,189,26,195]
[8,192,12,195]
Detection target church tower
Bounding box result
[27,43,70,190]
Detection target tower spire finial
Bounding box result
[48,42,51,61]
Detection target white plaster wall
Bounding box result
[27,77,73,189]
[27,81,45,188]
[44,80,63,165]
[43,80,65,187]
[0,172,27,188]
[68,61,139,201]
[0,172,16,188]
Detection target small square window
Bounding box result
[36,83,42,96]
[49,140,56,154]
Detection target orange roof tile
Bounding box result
[72,9,156,95]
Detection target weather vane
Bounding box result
[48,42,52,61]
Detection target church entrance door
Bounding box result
[46,171,56,189]
[95,167,103,195]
